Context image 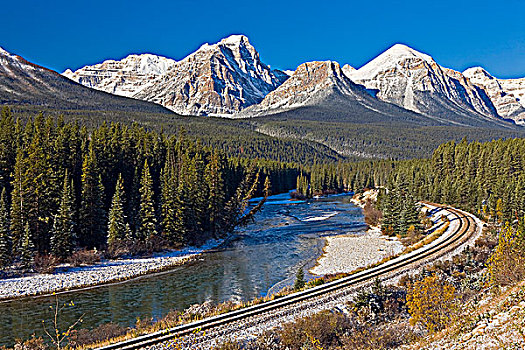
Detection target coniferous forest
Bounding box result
[0,108,301,271]
[297,137,525,236]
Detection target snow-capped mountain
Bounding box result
[499,78,525,108]
[342,64,356,77]
[64,35,288,116]
[0,46,171,113]
[133,35,288,116]
[345,44,502,125]
[463,67,525,124]
[63,54,177,97]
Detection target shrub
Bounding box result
[33,254,58,274]
[363,199,382,226]
[280,311,348,350]
[13,336,47,350]
[406,273,457,332]
[487,222,525,286]
[68,249,101,267]
[69,323,128,347]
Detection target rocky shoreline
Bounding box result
[0,239,224,301]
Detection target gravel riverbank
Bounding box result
[0,239,224,300]
[310,227,404,276]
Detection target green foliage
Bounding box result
[107,174,127,249]
[0,109,302,269]
[50,173,75,260]
[137,160,157,242]
[294,267,305,291]
[20,223,34,271]
[79,147,106,249]
[0,188,11,268]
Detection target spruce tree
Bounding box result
[20,223,34,271]
[79,146,106,249]
[161,152,182,245]
[50,174,75,260]
[0,188,12,268]
[137,160,157,241]
[10,149,26,254]
[294,267,305,291]
[107,174,127,249]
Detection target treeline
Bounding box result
[0,108,300,270]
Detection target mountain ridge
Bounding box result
[0,46,173,114]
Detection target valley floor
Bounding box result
[0,239,223,300]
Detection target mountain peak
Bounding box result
[219,34,250,46]
[463,66,493,79]
[236,60,369,117]
[385,43,432,60]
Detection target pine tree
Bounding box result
[50,173,75,260]
[161,150,183,245]
[137,160,157,241]
[20,223,34,271]
[294,267,305,291]
[107,174,127,249]
[79,146,106,249]
[0,188,12,268]
[10,149,26,254]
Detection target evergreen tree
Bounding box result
[79,147,106,248]
[50,173,75,260]
[10,149,26,254]
[20,223,34,271]
[137,160,157,241]
[0,188,11,268]
[107,174,127,249]
[294,267,305,291]
[205,150,225,237]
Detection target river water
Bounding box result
[0,192,366,346]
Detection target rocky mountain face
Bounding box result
[345,44,505,126]
[238,61,364,115]
[63,54,177,98]
[463,67,525,124]
[237,60,440,126]
[0,47,171,114]
[64,35,288,116]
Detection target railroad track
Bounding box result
[96,204,478,350]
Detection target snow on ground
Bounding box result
[310,227,404,276]
[0,239,223,300]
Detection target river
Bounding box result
[0,192,366,346]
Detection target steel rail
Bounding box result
[95,204,476,350]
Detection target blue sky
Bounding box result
[3,0,525,78]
